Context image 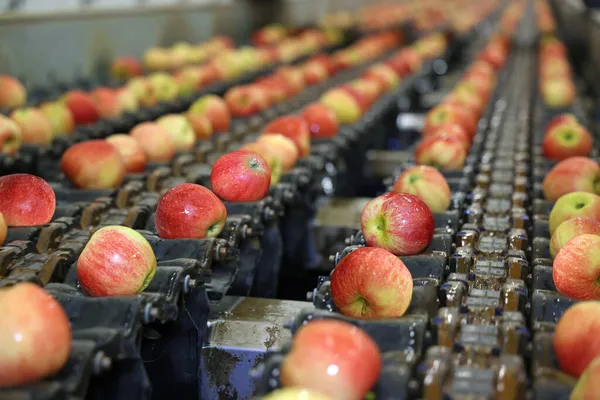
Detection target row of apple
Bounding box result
[536,0,557,35]
[539,36,576,109]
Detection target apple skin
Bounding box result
[127,77,157,108]
[444,89,485,119]
[545,113,578,133]
[541,78,575,109]
[553,234,600,300]
[392,165,451,213]
[542,120,592,161]
[361,192,434,256]
[361,64,400,91]
[62,90,100,125]
[320,88,363,125]
[301,103,340,139]
[423,103,478,139]
[130,122,176,163]
[263,116,311,158]
[189,95,231,133]
[423,123,471,148]
[553,301,600,377]
[210,150,271,202]
[280,319,382,400]
[256,134,299,171]
[241,142,281,186]
[0,75,27,109]
[0,115,23,155]
[106,134,147,173]
[550,218,600,258]
[156,114,196,151]
[543,157,600,201]
[570,356,600,399]
[9,107,54,146]
[302,61,329,85]
[110,56,143,80]
[155,183,227,239]
[548,192,600,235]
[331,246,413,319]
[40,102,75,137]
[224,85,270,118]
[186,112,213,141]
[60,140,125,189]
[147,73,179,102]
[91,88,121,119]
[0,212,6,245]
[0,282,71,387]
[0,174,56,226]
[415,135,467,171]
[77,226,157,297]
[263,388,333,400]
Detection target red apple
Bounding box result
[257,134,299,171]
[210,150,271,202]
[392,165,452,212]
[301,103,340,139]
[156,114,195,151]
[423,103,478,139]
[263,116,311,158]
[0,75,27,109]
[280,319,382,400]
[415,135,467,171]
[543,157,600,201]
[62,90,100,125]
[0,174,55,226]
[554,301,600,377]
[274,66,306,95]
[423,123,471,148]
[362,64,400,91]
[550,218,600,258]
[110,56,143,80]
[155,183,227,239]
[130,122,176,163]
[186,112,213,141]
[361,192,434,255]
[548,192,600,235]
[91,88,121,119]
[320,88,363,125]
[189,95,231,133]
[347,80,380,110]
[0,115,22,154]
[302,61,329,85]
[444,89,485,118]
[542,119,592,161]
[61,139,125,189]
[331,246,413,319]
[40,102,75,137]
[106,134,147,173]
[0,282,71,387]
[570,356,600,399]
[553,234,600,300]
[9,107,54,145]
[77,226,156,297]
[224,85,270,118]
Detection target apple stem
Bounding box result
[360,297,369,317]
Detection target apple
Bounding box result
[550,218,600,258]
[143,47,171,71]
[541,78,575,109]
[77,225,157,297]
[115,87,139,114]
[553,301,600,377]
[224,85,270,118]
[0,174,55,226]
[9,107,54,145]
[280,319,381,400]
[60,139,125,189]
[263,116,311,158]
[444,89,485,118]
[553,234,600,300]
[543,157,600,201]
[274,67,306,95]
[330,246,413,319]
[548,192,600,235]
[263,388,333,400]
[256,134,299,171]
[423,123,471,149]
[361,64,400,91]
[210,150,271,202]
[110,56,143,80]
[415,135,467,171]
[301,103,340,139]
[0,115,22,154]
[392,165,451,212]
[542,119,592,160]
[423,103,478,139]
[186,112,213,141]
[91,87,121,119]
[130,122,176,163]
[40,102,75,137]
[570,356,600,399]
[361,192,434,255]
[320,88,363,125]
[62,90,99,125]
[0,282,71,387]
[156,114,196,151]
[0,75,27,109]
[302,61,329,85]
[174,67,203,96]
[127,77,157,108]
[241,142,282,186]
[155,183,227,239]
[189,95,231,133]
[346,80,380,110]
[106,134,147,173]
[147,72,179,102]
